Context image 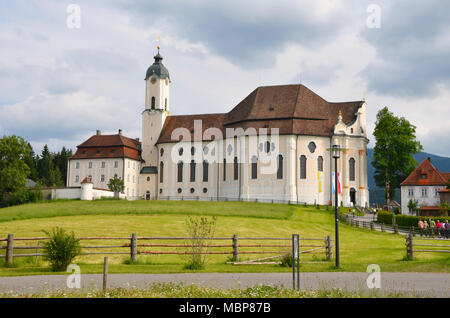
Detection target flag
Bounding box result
[332,172,342,195]
[338,172,342,194]
[318,171,323,193]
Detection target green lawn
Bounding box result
[0,200,448,276]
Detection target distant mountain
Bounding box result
[367,149,450,206]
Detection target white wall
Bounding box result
[401,185,444,215]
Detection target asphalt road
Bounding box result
[0,272,449,297]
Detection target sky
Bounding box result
[0,0,449,157]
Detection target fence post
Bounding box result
[325,235,332,261]
[381,223,385,232]
[406,234,414,260]
[131,233,137,263]
[394,224,399,234]
[370,222,374,231]
[6,234,14,267]
[103,257,108,291]
[232,234,239,262]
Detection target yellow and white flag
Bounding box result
[318,171,323,193]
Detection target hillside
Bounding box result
[367,149,450,205]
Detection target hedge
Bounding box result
[377,211,394,225]
[376,211,449,227]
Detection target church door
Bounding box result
[350,188,356,206]
[145,191,151,200]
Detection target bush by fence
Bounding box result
[377,211,394,225]
[376,211,447,227]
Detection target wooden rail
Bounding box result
[406,234,450,259]
[1,234,333,266]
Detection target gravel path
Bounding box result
[0,272,448,297]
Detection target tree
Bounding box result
[54,146,73,186]
[372,107,423,205]
[408,199,419,216]
[38,145,64,187]
[0,135,31,203]
[107,174,125,198]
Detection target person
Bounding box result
[418,220,424,236]
[430,219,436,228]
[444,221,450,239]
[424,220,429,237]
[436,220,442,237]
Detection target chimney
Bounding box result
[135,138,140,142]
[118,129,122,136]
[96,130,101,136]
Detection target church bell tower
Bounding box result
[141,46,170,167]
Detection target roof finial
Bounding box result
[338,110,343,122]
[363,91,366,102]
[157,45,160,52]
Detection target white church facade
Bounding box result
[67,48,370,207]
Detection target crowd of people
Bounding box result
[418,219,450,238]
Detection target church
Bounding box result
[67,47,370,207]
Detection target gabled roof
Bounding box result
[157,84,364,144]
[71,133,141,161]
[77,134,140,149]
[401,158,450,186]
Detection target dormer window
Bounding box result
[421,174,427,179]
[269,106,275,111]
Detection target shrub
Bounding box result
[1,188,42,207]
[183,216,217,270]
[395,215,445,227]
[377,211,394,225]
[279,252,293,267]
[42,227,81,272]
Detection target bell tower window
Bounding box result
[151,97,155,110]
[165,98,167,111]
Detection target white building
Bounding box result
[400,157,450,215]
[68,48,370,206]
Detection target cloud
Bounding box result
[0,0,448,159]
[359,0,450,98]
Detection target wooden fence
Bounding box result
[0,234,333,266]
[405,234,450,259]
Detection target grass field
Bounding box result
[0,200,448,276]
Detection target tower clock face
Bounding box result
[150,76,157,84]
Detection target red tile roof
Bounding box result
[401,158,450,186]
[157,84,364,143]
[70,134,141,161]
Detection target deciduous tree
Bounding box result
[372,107,422,205]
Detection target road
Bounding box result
[0,272,448,297]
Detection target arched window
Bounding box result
[349,158,356,181]
[234,157,239,180]
[159,161,164,183]
[277,154,284,179]
[318,156,323,172]
[223,159,226,181]
[251,156,258,180]
[165,98,167,110]
[300,155,307,179]
[203,160,209,182]
[190,160,196,182]
[151,96,155,110]
[177,161,183,183]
